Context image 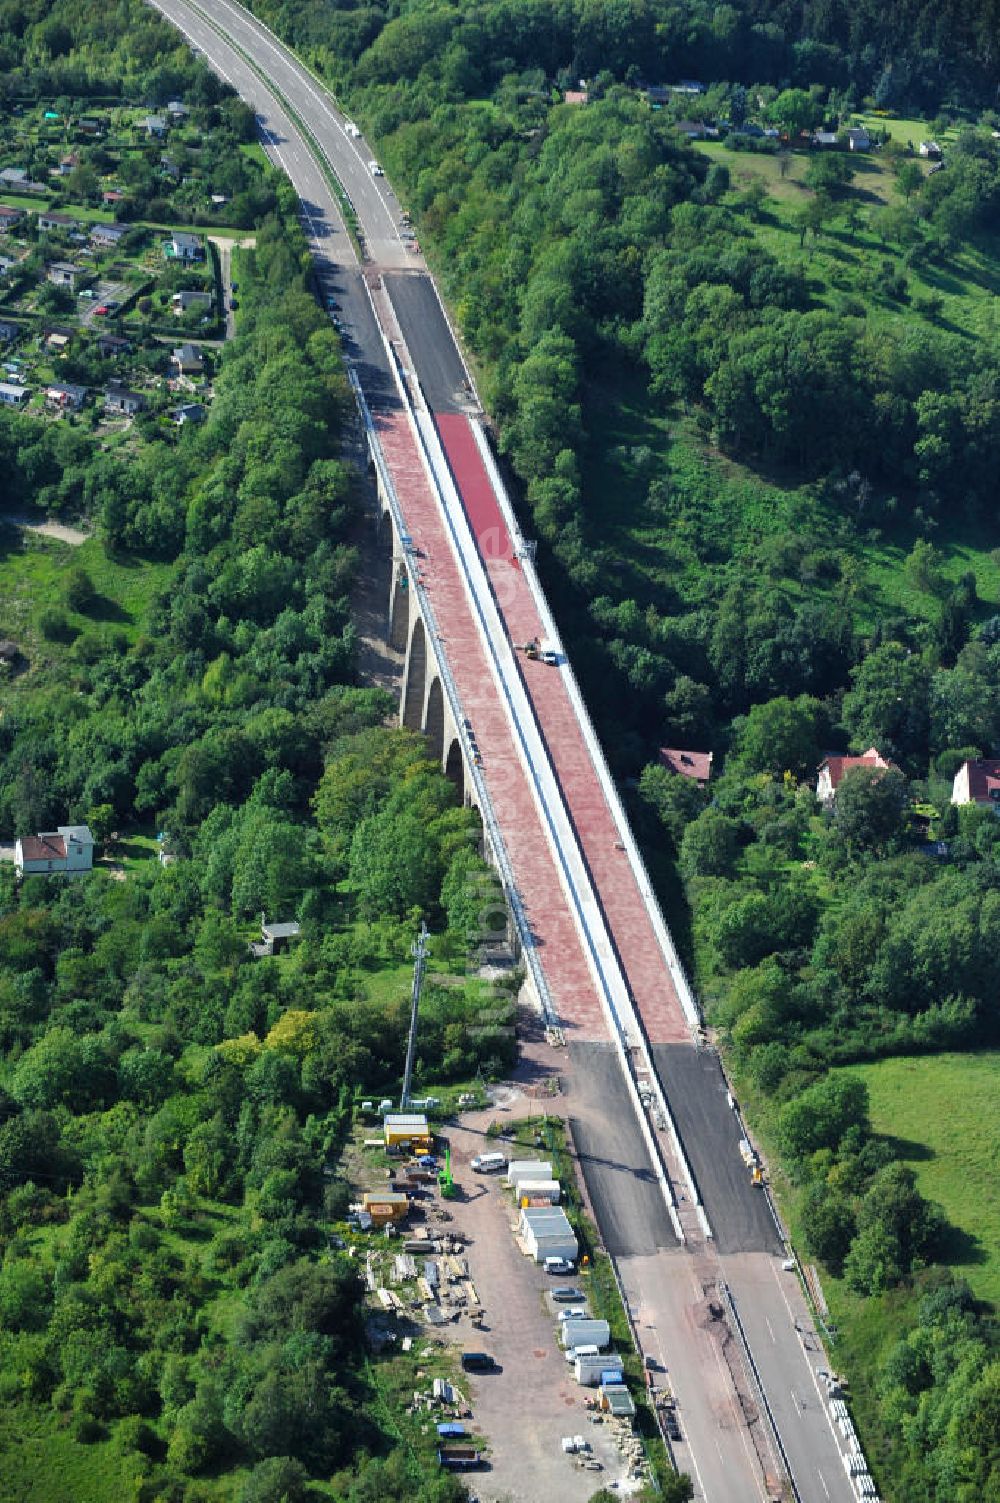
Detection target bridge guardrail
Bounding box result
[347,365,557,1030]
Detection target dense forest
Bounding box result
[0,3,513,1499]
[234,1,1000,1498]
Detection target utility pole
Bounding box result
[400,921,430,1110]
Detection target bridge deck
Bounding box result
[370,399,609,1042]
[435,412,690,1049]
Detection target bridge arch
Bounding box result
[424,675,445,764]
[444,736,465,803]
[389,560,410,651]
[402,616,427,731]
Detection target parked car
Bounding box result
[544,1256,575,1275]
[551,1286,585,1302]
[460,1352,497,1373]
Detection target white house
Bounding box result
[104,382,145,416]
[46,260,84,288]
[816,747,895,806]
[38,211,79,234]
[15,825,94,877]
[951,758,1000,808]
[0,382,28,408]
[167,232,203,261]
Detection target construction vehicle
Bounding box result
[739,1137,764,1186]
[438,1146,457,1200]
[521,636,559,664]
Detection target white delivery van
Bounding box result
[565,1343,600,1364]
[471,1152,506,1174]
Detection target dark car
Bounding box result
[460,1352,497,1373]
[551,1286,585,1303]
[664,1413,682,1442]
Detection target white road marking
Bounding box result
[818,1467,830,1497]
[765,1316,775,1343]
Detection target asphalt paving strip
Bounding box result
[383,271,469,413]
[652,1044,783,1256]
[567,1041,675,1260]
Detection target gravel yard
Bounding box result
[434,1085,636,1500]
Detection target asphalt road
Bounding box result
[724,1253,859,1503]
[384,271,469,413]
[567,1042,675,1258]
[653,1045,782,1256]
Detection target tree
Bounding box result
[805,154,854,195]
[166,1383,227,1474]
[842,643,931,762]
[64,566,96,613]
[348,808,441,921]
[679,810,740,878]
[778,1074,870,1161]
[85,802,115,844]
[801,1181,856,1273]
[441,847,503,942]
[11,1028,111,1112]
[895,160,924,201]
[733,695,824,778]
[639,764,706,846]
[834,767,909,852]
[768,88,821,137]
[795,191,833,245]
[238,1457,310,1503]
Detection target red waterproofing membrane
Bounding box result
[371,400,608,1041]
[435,410,689,1047]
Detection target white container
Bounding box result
[517,1179,561,1204]
[507,1160,553,1187]
[560,1318,610,1351]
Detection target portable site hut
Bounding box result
[517,1178,560,1205]
[383,1113,431,1153]
[560,1317,610,1350]
[506,1159,552,1187]
[361,1190,409,1225]
[601,1383,635,1418]
[519,1205,578,1263]
[575,1352,623,1386]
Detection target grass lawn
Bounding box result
[842,1052,1000,1308]
[0,1404,125,1503]
[0,528,173,670]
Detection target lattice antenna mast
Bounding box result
[400,922,430,1109]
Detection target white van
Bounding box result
[565,1344,600,1364]
[344,121,361,138]
[368,159,384,177]
[539,637,559,665]
[471,1152,506,1174]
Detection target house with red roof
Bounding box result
[658,747,713,784]
[15,825,93,877]
[816,748,895,805]
[951,758,1000,809]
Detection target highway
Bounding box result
[147,4,868,1500]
